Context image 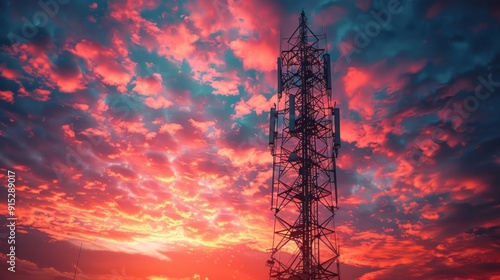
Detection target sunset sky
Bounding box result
[1,0,500,279]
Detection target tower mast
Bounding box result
[267,10,341,280]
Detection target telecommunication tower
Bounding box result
[267,11,341,280]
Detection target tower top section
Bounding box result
[300,10,307,24]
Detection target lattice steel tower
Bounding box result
[267,11,341,280]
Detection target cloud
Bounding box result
[0,0,499,279]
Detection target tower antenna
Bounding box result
[267,10,342,280]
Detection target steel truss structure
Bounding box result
[267,11,341,280]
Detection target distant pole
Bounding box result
[73,243,83,280]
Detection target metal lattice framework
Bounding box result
[267,11,341,280]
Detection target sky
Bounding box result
[0,0,499,279]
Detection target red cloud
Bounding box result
[156,23,200,63]
[73,40,132,91]
[233,93,275,118]
[0,90,14,103]
[133,75,164,96]
[343,66,375,118]
[144,95,174,109]
[230,35,279,72]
